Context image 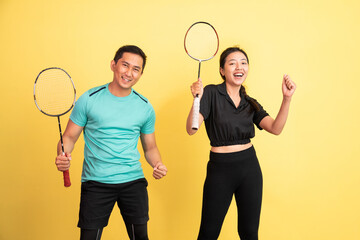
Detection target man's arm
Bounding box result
[55,119,83,171]
[140,132,167,179]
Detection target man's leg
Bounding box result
[80,228,103,240]
[117,178,149,240]
[125,223,148,240]
[78,181,118,239]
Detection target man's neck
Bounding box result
[108,82,131,97]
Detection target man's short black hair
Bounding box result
[114,45,147,73]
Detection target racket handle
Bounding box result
[63,170,71,187]
[192,96,200,130]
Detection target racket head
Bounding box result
[184,21,219,62]
[34,67,76,117]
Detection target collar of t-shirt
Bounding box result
[216,81,247,110]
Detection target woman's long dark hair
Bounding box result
[219,47,260,111]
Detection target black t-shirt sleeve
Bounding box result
[252,98,269,130]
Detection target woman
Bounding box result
[186,47,296,240]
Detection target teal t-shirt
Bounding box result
[70,83,155,184]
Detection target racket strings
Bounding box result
[34,69,75,116]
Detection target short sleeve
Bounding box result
[141,103,156,134]
[70,92,88,127]
[199,85,212,120]
[252,98,269,130]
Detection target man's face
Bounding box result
[111,52,144,91]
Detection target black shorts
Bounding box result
[78,178,149,229]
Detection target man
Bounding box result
[55,45,167,240]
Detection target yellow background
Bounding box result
[1,0,360,239]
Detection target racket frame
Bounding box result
[184,21,220,63]
[33,67,76,187]
[184,21,219,130]
[33,67,76,117]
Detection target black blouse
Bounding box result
[200,82,269,147]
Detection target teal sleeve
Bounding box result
[141,104,156,134]
[70,92,88,127]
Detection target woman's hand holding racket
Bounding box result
[187,78,205,133]
[282,74,296,99]
[190,78,204,99]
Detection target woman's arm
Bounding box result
[260,74,296,135]
[186,78,205,135]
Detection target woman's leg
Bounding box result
[197,160,234,240]
[234,154,263,240]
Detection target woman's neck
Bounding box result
[226,82,241,98]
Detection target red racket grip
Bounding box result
[63,170,71,187]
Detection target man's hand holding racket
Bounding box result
[55,152,71,172]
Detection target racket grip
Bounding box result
[63,170,71,187]
[191,96,200,130]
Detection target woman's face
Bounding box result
[220,51,249,87]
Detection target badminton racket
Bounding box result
[33,67,76,187]
[184,21,219,130]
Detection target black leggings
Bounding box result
[198,146,263,240]
[80,223,148,240]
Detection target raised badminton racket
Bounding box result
[184,21,219,130]
[33,67,76,187]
